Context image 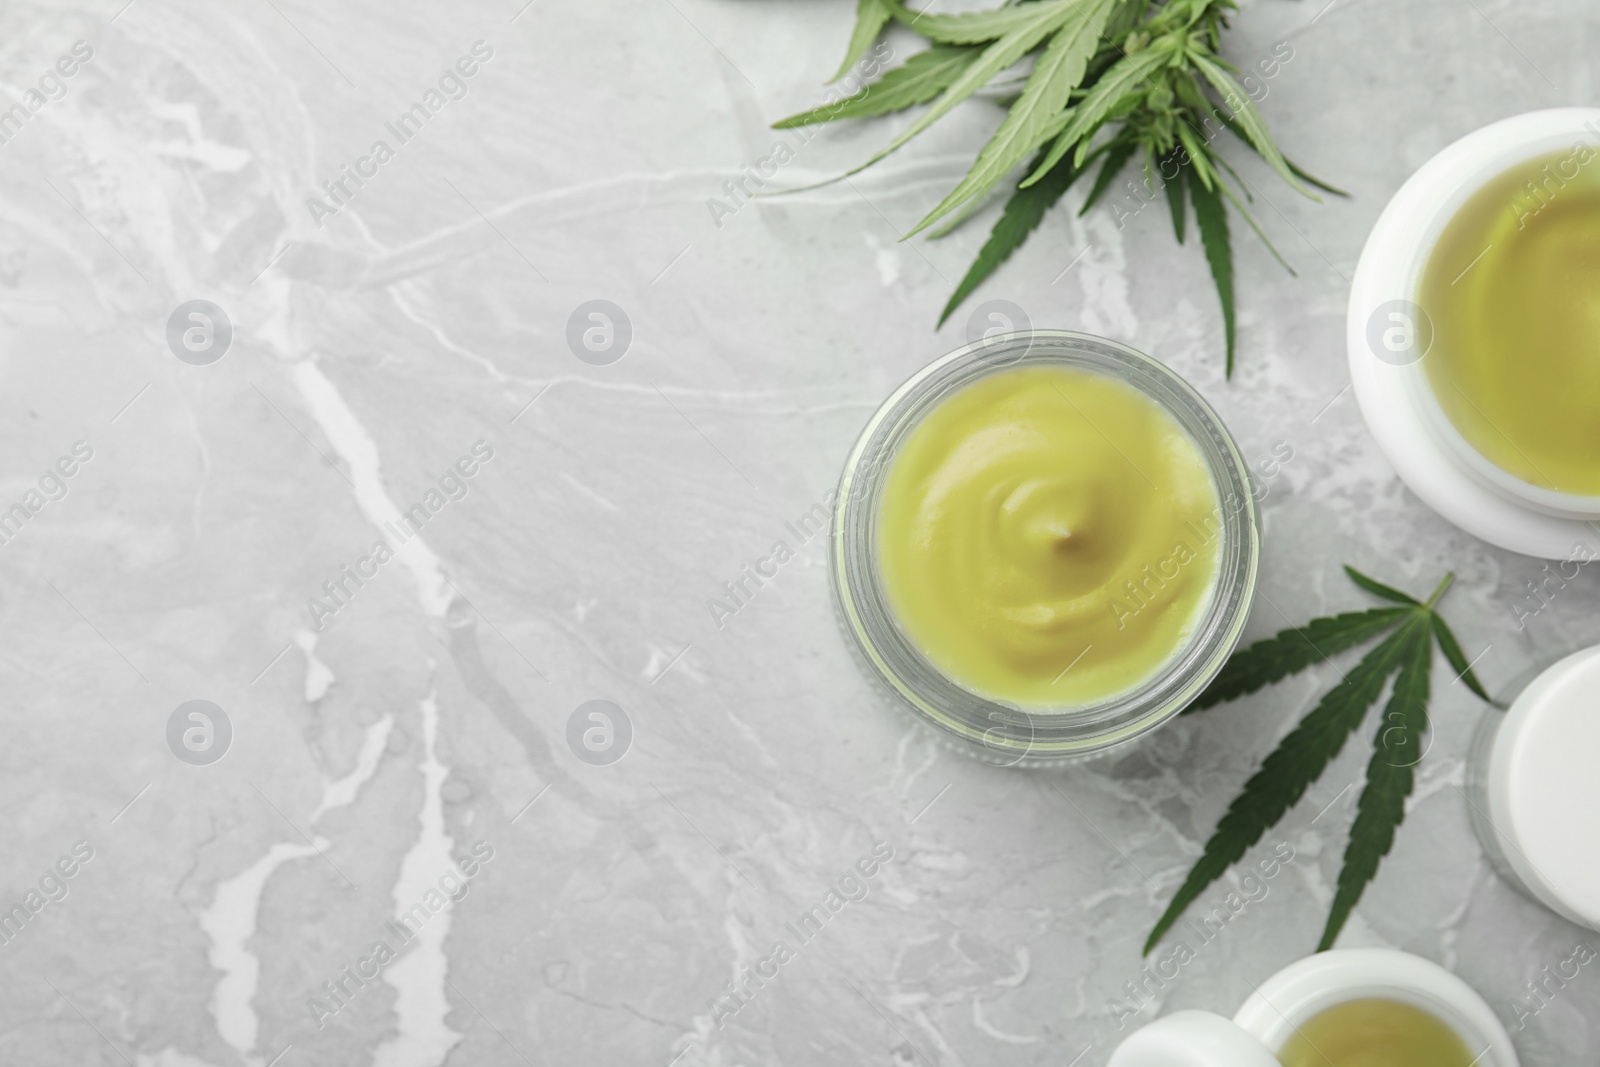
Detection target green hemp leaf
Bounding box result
[773,0,1346,375]
[1145,566,1492,955]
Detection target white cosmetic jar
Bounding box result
[1106,949,1518,1067]
[1347,107,1600,559]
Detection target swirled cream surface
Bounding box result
[875,365,1222,708]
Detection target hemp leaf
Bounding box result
[774,0,1345,375]
[1187,162,1236,374]
[832,0,896,82]
[938,149,1084,325]
[902,0,1121,239]
[1145,567,1492,956]
[777,45,981,128]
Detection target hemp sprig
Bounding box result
[1145,566,1494,955]
[775,0,1343,376]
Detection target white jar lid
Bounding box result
[1485,646,1600,928]
[1105,1011,1279,1067]
[1347,107,1600,559]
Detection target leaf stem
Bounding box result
[1423,573,1455,610]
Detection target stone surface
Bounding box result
[0,0,1596,1064]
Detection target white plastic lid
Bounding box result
[1105,1010,1280,1067]
[1485,646,1600,928]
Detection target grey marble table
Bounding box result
[1,0,1596,1064]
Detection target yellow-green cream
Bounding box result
[1419,145,1600,494]
[875,365,1222,708]
[1276,998,1476,1067]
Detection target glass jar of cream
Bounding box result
[1466,645,1600,931]
[831,331,1260,763]
[1106,949,1518,1067]
[1348,107,1600,560]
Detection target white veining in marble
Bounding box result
[372,689,460,1067]
[202,839,327,1064]
[2,0,1599,1064]
[310,715,394,826]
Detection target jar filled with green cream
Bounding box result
[831,331,1261,763]
[1349,108,1600,559]
[1105,949,1517,1067]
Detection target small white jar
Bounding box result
[1106,949,1518,1066]
[1347,107,1600,560]
[1467,646,1600,930]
